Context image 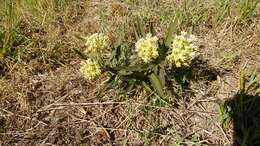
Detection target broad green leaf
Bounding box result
[106,75,116,84]
[159,65,166,87]
[155,42,168,64]
[118,45,128,66]
[149,73,165,98]
[126,79,137,91]
[109,45,121,68]
[153,65,159,74]
[108,45,128,69]
[164,14,179,47]
[119,63,154,73]
[118,70,133,76]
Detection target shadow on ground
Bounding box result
[170,56,220,86]
[225,93,260,146]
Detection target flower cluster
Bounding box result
[79,31,197,80]
[166,31,197,67]
[135,33,159,63]
[85,33,109,55]
[80,59,101,80]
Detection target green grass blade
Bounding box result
[250,69,257,81]
[135,16,145,37]
[240,66,245,93]
[142,81,153,93]
[255,87,260,95]
[246,72,260,93]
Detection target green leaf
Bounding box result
[73,48,88,60]
[155,42,169,64]
[142,81,153,93]
[218,103,231,128]
[108,45,128,69]
[149,73,165,98]
[119,63,154,73]
[153,97,167,107]
[126,79,137,91]
[250,69,257,82]
[159,65,166,87]
[109,45,121,68]
[118,70,133,76]
[164,14,179,47]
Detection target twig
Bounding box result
[39,101,176,111]
[0,108,48,126]
[187,110,218,115]
[52,101,125,107]
[39,129,54,146]
[87,126,167,137]
[37,95,68,112]
[216,123,230,144]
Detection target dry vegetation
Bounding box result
[0,0,260,146]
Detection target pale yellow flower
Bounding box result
[135,33,159,63]
[80,59,101,80]
[85,33,109,55]
[166,31,197,67]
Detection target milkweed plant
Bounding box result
[74,18,198,104]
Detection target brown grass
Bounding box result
[0,0,259,146]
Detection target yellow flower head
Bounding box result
[85,33,109,55]
[80,59,101,80]
[166,31,197,67]
[135,33,159,63]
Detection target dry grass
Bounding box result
[0,0,259,145]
